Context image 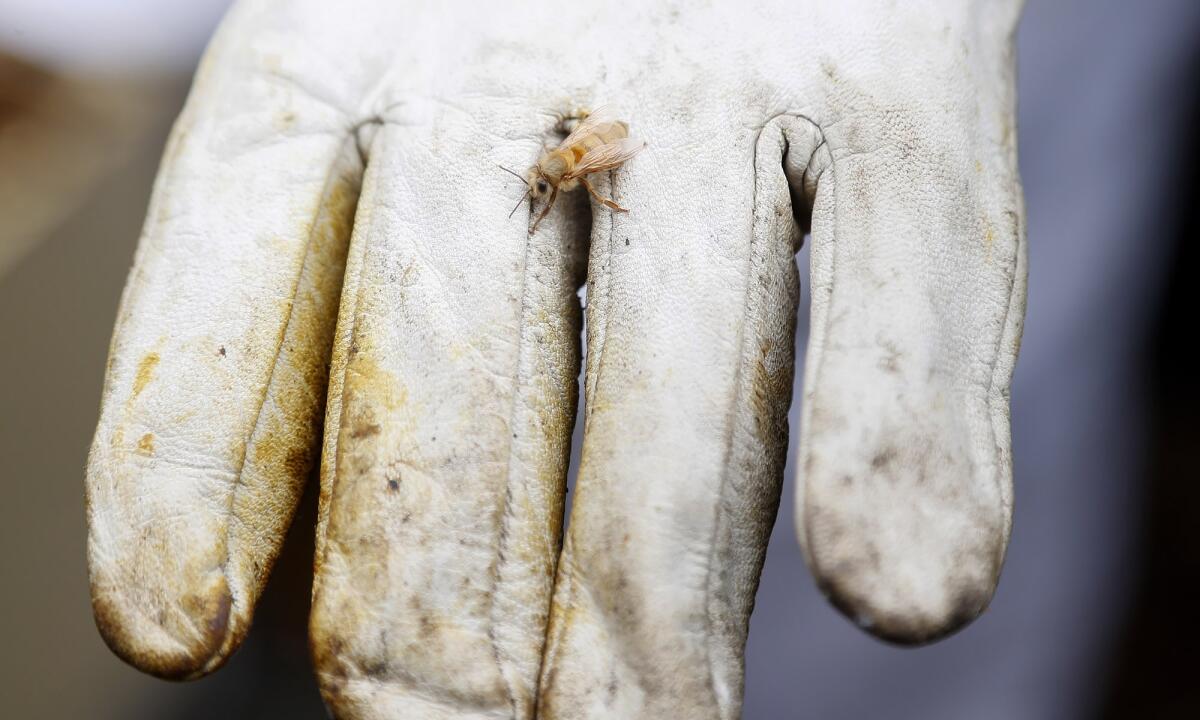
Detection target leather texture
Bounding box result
[85,1,1027,717]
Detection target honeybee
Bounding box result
[502,107,646,233]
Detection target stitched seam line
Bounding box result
[795,126,840,576]
[701,122,769,717]
[206,133,359,672]
[983,207,1024,520]
[585,172,617,421]
[537,169,617,711]
[310,130,383,679]
[702,113,825,717]
[487,214,538,720]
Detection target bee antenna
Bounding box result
[497,164,529,187]
[508,188,531,219]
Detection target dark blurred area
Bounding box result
[2,1,1198,718]
[1100,32,1200,717]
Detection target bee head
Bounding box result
[526,169,551,198]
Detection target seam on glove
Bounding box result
[581,170,619,424]
[983,205,1024,524]
[208,132,363,675]
[795,124,844,577]
[538,170,618,713]
[702,112,826,716]
[311,131,388,687]
[488,196,541,720]
[306,114,384,580]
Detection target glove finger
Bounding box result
[309,103,588,718]
[538,106,816,719]
[86,3,367,679]
[796,36,1026,643]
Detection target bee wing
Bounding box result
[568,137,646,176]
[557,105,618,148]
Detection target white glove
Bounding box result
[85,1,1027,718]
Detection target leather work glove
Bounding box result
[85,1,1027,717]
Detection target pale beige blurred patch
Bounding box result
[0,53,169,276]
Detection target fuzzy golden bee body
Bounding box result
[504,108,645,233]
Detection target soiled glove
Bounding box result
[85,1,1027,717]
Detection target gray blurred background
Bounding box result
[2,1,1197,717]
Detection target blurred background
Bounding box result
[1,1,1197,717]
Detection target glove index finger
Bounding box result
[85,6,366,679]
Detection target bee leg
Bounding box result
[530,186,558,234]
[580,177,628,212]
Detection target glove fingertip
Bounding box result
[801,463,1008,646]
[91,569,235,680]
[815,562,997,646]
